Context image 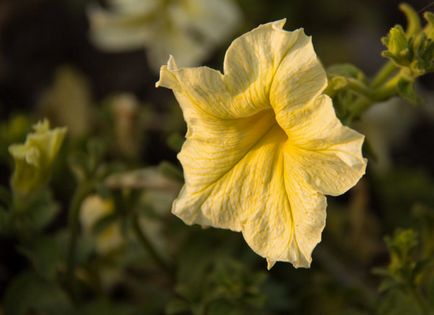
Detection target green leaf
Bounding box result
[3,272,72,315]
[172,253,269,315]
[74,299,135,315]
[428,278,434,309]
[56,230,94,266]
[377,289,424,315]
[18,236,63,281]
[0,207,11,234]
[0,186,12,209]
[11,190,60,233]
[166,299,191,315]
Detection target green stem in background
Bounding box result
[66,181,93,301]
[132,214,173,277]
[370,61,397,88]
[344,77,373,96]
[372,70,404,101]
[349,67,407,119]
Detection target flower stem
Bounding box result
[370,61,397,88]
[372,70,404,101]
[66,181,93,301]
[350,68,405,118]
[132,214,173,277]
[345,78,372,96]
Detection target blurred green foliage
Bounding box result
[0,1,433,315]
[326,3,434,123]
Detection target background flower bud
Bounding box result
[8,119,67,197]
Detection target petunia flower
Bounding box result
[37,66,92,139]
[9,119,67,197]
[156,20,367,269]
[88,0,241,72]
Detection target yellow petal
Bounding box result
[158,21,314,119]
[282,95,367,196]
[226,21,327,116]
[266,259,276,270]
[157,21,326,119]
[172,107,276,231]
[230,129,326,268]
[173,119,326,267]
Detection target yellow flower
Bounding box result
[37,66,92,139]
[80,195,123,254]
[156,20,367,269]
[9,120,67,197]
[88,0,241,72]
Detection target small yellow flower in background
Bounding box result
[82,167,180,255]
[37,66,93,139]
[9,120,67,197]
[156,20,367,269]
[88,0,241,72]
[80,195,123,254]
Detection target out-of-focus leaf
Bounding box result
[0,207,10,234]
[0,186,11,209]
[3,272,72,315]
[206,303,244,315]
[18,236,63,281]
[56,230,93,266]
[377,290,424,315]
[8,190,59,235]
[374,169,434,227]
[23,193,59,231]
[170,253,268,315]
[166,132,184,152]
[429,278,434,309]
[73,299,135,315]
[166,299,190,315]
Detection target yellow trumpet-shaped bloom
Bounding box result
[156,20,367,268]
